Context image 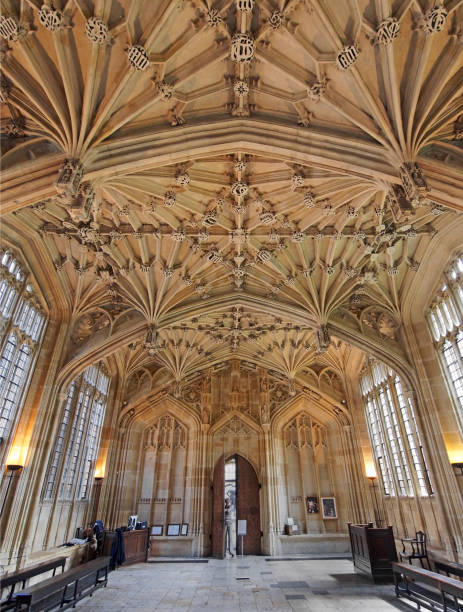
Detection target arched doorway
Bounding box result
[211,454,261,557]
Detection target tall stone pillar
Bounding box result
[193,371,212,556]
[299,417,320,533]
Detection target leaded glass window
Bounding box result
[0,250,46,443]
[428,253,463,432]
[360,361,433,497]
[44,364,110,500]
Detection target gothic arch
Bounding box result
[210,410,262,438]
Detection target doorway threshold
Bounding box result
[266,554,352,561]
[147,558,209,563]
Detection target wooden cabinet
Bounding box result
[102,528,149,565]
[348,523,398,582]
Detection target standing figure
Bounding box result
[223,498,234,557]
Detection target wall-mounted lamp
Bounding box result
[94,464,105,480]
[452,462,463,476]
[365,463,377,479]
[1,464,23,517]
[366,473,382,528]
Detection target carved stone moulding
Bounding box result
[303,191,316,208]
[316,325,330,353]
[38,5,63,31]
[171,228,186,242]
[399,161,429,204]
[56,159,84,197]
[85,17,109,44]
[127,45,149,70]
[202,211,217,226]
[260,211,276,225]
[307,80,327,101]
[291,174,305,190]
[230,229,248,244]
[234,80,249,96]
[207,8,222,27]
[337,44,359,69]
[176,170,191,186]
[6,117,25,137]
[454,115,463,140]
[256,249,271,262]
[269,10,283,29]
[361,308,399,340]
[236,0,254,12]
[163,191,176,207]
[386,184,415,223]
[375,17,400,45]
[206,249,223,264]
[421,5,448,34]
[230,33,255,63]
[0,15,28,41]
[231,181,249,197]
[71,310,110,344]
[291,231,305,243]
[156,80,173,100]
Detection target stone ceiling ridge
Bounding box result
[0,0,462,383]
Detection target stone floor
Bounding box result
[75,555,412,611]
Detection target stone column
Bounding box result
[299,417,320,533]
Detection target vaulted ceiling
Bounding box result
[1,0,462,396]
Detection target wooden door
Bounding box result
[236,455,261,555]
[211,455,225,558]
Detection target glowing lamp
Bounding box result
[6,445,26,468]
[94,465,105,480]
[365,461,377,479]
[447,448,463,464]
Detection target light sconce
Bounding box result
[0,464,23,517]
[452,462,463,476]
[365,461,377,479]
[365,464,382,527]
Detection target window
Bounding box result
[360,361,432,497]
[44,364,110,500]
[0,250,46,442]
[428,253,463,430]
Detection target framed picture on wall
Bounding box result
[321,497,337,519]
[151,525,163,536]
[181,523,188,536]
[167,523,180,536]
[306,496,319,513]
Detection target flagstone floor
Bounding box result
[75,555,412,611]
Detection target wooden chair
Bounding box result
[399,531,431,570]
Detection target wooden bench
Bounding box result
[1,558,66,611]
[10,556,110,611]
[434,559,463,581]
[392,561,463,612]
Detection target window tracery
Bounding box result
[0,250,46,443]
[428,253,463,431]
[43,363,110,500]
[360,361,432,497]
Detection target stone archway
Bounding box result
[211,453,261,558]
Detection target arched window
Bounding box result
[428,253,463,436]
[428,252,463,431]
[0,250,46,445]
[43,363,110,500]
[360,361,433,497]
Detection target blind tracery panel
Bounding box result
[0,250,46,442]
[360,361,432,497]
[44,364,110,501]
[428,253,463,430]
